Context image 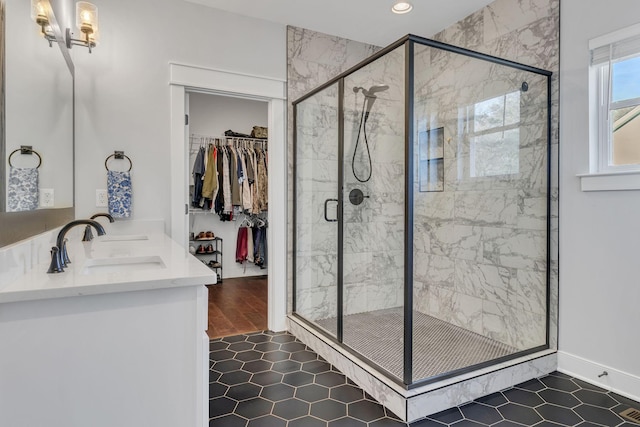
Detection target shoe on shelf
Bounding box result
[208,260,221,268]
[189,245,196,255]
[205,231,215,239]
[205,244,214,253]
[196,245,206,254]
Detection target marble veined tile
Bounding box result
[483,0,552,43]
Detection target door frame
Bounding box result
[169,63,288,334]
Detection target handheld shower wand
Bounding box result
[352,84,389,182]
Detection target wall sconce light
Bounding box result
[30,0,56,47]
[66,1,99,53]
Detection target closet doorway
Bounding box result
[187,92,269,339]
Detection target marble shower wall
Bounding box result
[289,27,381,322]
[412,0,559,351]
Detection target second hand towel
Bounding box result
[107,170,132,218]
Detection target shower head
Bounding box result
[353,84,390,98]
[353,84,390,115]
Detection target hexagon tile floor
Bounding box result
[209,331,640,427]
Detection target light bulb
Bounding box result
[392,1,413,14]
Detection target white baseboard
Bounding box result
[558,351,640,402]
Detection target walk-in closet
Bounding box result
[187,92,269,339]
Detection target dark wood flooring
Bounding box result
[206,275,268,339]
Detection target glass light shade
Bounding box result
[76,1,98,35]
[392,0,413,14]
[30,0,49,24]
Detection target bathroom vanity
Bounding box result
[0,229,215,427]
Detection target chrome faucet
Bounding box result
[82,213,115,241]
[48,220,106,273]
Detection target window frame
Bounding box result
[590,24,640,174]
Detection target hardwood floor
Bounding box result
[206,275,268,339]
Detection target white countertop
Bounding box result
[0,232,216,304]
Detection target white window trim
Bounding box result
[581,23,640,191]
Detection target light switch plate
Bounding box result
[96,189,108,207]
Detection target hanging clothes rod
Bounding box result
[189,133,267,150]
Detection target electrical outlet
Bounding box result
[96,189,108,207]
[40,188,54,207]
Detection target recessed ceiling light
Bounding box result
[392,0,413,14]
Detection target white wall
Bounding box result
[73,0,286,225]
[560,0,640,397]
[188,92,268,278]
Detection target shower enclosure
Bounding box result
[293,35,551,388]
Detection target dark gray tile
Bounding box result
[330,384,365,403]
[210,341,229,351]
[250,371,283,386]
[260,383,295,401]
[288,416,326,427]
[348,399,386,422]
[292,350,320,362]
[247,415,286,427]
[574,389,618,408]
[296,384,330,402]
[316,371,347,388]
[370,417,408,426]
[281,342,308,353]
[209,381,229,398]
[272,360,302,374]
[574,404,624,426]
[271,334,297,343]
[235,350,263,362]
[226,383,262,401]
[539,388,581,408]
[572,378,607,392]
[535,403,583,425]
[228,341,255,352]
[213,359,243,373]
[235,397,273,419]
[262,351,291,362]
[254,342,281,352]
[410,419,447,426]
[273,398,310,420]
[515,378,546,392]
[209,396,237,418]
[246,334,272,344]
[209,414,247,427]
[609,392,640,408]
[311,399,347,421]
[503,388,544,407]
[219,370,252,386]
[460,402,502,424]
[242,359,273,373]
[498,403,543,425]
[210,349,236,362]
[222,335,247,343]
[283,371,314,387]
[475,392,507,407]
[540,376,580,392]
[329,417,368,427]
[303,360,333,374]
[427,407,463,424]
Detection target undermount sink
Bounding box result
[81,256,165,275]
[98,234,149,242]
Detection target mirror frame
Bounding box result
[0,0,75,247]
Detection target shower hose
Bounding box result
[352,99,372,183]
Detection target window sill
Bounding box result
[578,170,640,191]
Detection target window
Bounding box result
[469,91,521,178]
[590,24,640,173]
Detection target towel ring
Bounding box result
[105,151,132,172]
[8,146,42,169]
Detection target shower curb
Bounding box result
[288,315,557,423]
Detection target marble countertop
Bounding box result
[0,232,216,304]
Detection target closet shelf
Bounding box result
[194,251,222,256]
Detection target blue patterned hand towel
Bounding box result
[107,170,132,218]
[8,166,39,212]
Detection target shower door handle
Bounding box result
[324,199,339,222]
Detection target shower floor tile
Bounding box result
[209,331,640,426]
[317,308,516,380]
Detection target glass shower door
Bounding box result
[294,82,340,337]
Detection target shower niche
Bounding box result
[292,34,553,422]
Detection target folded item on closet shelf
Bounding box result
[250,126,268,139]
[107,170,132,218]
[7,166,39,212]
[224,129,251,138]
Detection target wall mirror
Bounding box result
[0,0,74,247]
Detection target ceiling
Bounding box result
[185,0,495,47]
